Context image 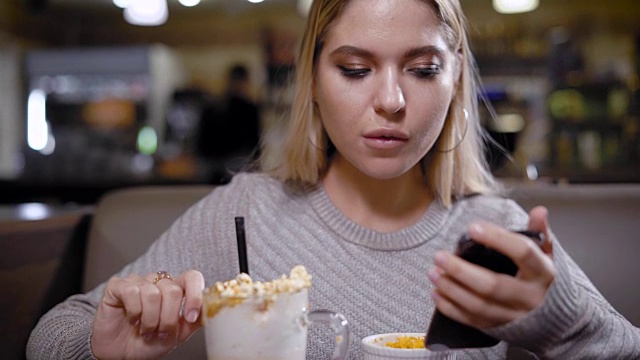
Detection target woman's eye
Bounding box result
[410,65,440,78]
[338,66,370,78]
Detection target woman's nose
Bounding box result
[374,68,406,115]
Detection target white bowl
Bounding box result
[362,333,456,360]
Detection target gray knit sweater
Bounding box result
[27,173,639,359]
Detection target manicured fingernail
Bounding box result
[143,333,153,340]
[434,252,447,266]
[469,222,484,234]
[186,310,199,323]
[428,268,440,282]
[158,332,169,339]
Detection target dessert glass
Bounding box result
[202,266,350,360]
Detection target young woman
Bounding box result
[28,0,639,359]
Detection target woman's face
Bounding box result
[314,0,459,180]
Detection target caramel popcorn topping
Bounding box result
[203,265,311,319]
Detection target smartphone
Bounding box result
[425,230,545,350]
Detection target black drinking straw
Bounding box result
[234,216,249,275]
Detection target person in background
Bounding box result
[197,64,261,184]
[28,0,639,359]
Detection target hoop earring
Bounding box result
[437,108,469,153]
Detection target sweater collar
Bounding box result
[308,185,450,250]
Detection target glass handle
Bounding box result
[308,309,351,360]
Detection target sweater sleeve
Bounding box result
[26,288,102,360]
[26,177,249,360]
[483,230,640,358]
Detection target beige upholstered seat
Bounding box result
[509,182,640,327]
[82,185,214,359]
[506,182,640,359]
[83,185,214,291]
[81,182,640,359]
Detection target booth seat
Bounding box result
[507,182,640,328]
[19,181,640,359]
[82,185,215,360]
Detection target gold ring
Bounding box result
[153,271,173,284]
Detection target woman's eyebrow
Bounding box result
[329,45,375,58]
[328,45,446,60]
[403,45,446,59]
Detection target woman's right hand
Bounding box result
[90,270,205,360]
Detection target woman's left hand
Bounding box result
[428,206,556,329]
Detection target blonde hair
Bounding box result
[266,0,498,207]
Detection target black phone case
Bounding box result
[425,230,544,350]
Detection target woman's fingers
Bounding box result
[104,271,202,338]
[138,276,163,337]
[154,279,184,338]
[429,219,558,328]
[92,270,205,360]
[430,257,542,328]
[103,275,146,326]
[176,270,205,324]
[431,279,524,328]
[467,222,555,283]
[431,252,545,310]
[528,206,554,255]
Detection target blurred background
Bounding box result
[0,0,638,204]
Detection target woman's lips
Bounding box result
[363,129,409,150]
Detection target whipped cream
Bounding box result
[203,265,311,318]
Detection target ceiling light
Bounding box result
[124,0,168,26]
[178,0,201,6]
[113,0,129,9]
[493,0,539,14]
